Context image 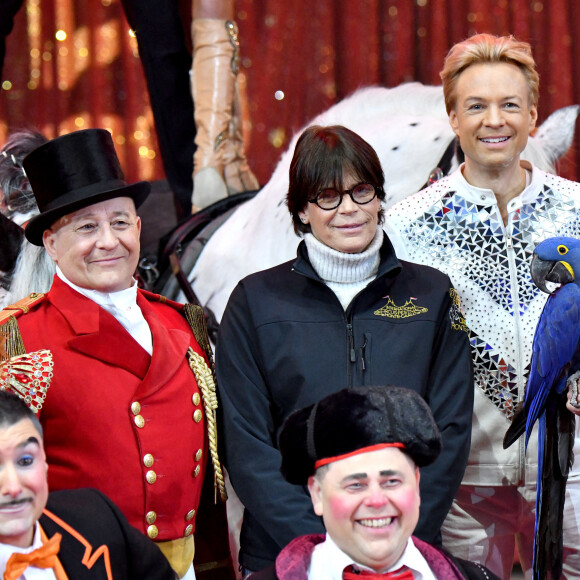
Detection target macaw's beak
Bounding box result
[530,254,575,293]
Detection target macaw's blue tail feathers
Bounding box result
[532,395,574,580]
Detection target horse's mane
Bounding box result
[2,241,55,306]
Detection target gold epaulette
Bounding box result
[0,293,45,361]
[0,293,46,325]
[140,290,215,370]
[183,303,215,373]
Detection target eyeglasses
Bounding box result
[308,183,379,210]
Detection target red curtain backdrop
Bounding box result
[2,0,580,188]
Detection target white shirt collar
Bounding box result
[450,160,539,209]
[56,266,138,310]
[0,525,58,579]
[56,267,152,354]
[308,534,436,580]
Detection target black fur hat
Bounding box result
[23,129,150,246]
[279,386,442,485]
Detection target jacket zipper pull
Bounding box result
[360,336,367,372]
[347,324,356,363]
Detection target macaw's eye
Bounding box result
[558,245,569,255]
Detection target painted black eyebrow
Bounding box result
[17,436,41,449]
[341,473,367,482]
[340,469,400,483]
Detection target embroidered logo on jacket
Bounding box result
[449,288,468,333]
[374,297,428,319]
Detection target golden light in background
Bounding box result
[268,127,286,148]
[133,113,156,179]
[73,27,90,79]
[127,27,139,58]
[7,0,159,182]
[98,19,120,66]
[26,0,42,90]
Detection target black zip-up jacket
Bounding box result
[216,236,473,572]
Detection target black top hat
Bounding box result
[278,386,442,485]
[23,129,151,246]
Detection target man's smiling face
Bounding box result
[43,196,141,293]
[448,62,537,181]
[308,447,420,572]
[0,418,48,548]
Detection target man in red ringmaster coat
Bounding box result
[0,128,231,580]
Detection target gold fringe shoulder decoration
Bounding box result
[0,293,46,361]
[188,348,227,502]
[183,304,215,373]
[0,316,27,361]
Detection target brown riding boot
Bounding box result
[191,19,259,210]
[222,76,259,194]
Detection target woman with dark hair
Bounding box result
[216,124,474,576]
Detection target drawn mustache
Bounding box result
[0,498,33,509]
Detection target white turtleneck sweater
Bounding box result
[303,227,383,310]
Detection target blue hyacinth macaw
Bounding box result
[504,236,580,580]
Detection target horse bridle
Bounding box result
[419,136,464,190]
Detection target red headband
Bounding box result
[313,442,406,470]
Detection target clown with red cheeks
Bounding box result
[247,386,499,580]
[0,390,175,579]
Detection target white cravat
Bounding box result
[308,535,436,580]
[0,525,58,580]
[56,267,153,355]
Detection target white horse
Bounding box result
[183,83,580,322]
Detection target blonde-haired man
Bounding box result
[386,33,580,578]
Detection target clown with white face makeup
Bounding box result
[0,391,175,579]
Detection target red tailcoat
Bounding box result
[15,276,208,543]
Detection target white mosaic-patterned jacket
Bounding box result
[385,162,580,487]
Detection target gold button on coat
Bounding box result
[146,470,157,484]
[131,401,141,415]
[147,525,159,539]
[184,524,193,536]
[185,509,196,521]
[192,393,200,406]
[146,511,157,524]
[193,409,202,423]
[195,449,202,462]
[193,465,200,477]
[134,415,145,428]
[143,454,154,467]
